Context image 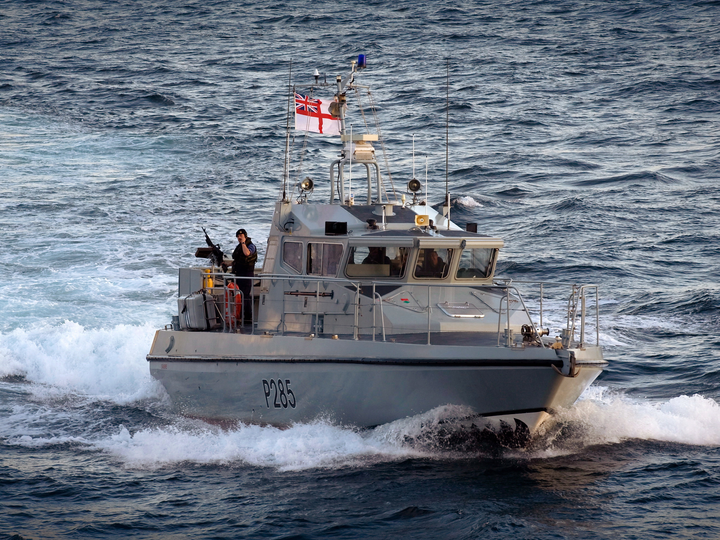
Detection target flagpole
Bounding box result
[283,61,293,202]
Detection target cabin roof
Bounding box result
[356,229,496,239]
[342,205,420,224]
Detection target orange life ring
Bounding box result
[225,282,242,325]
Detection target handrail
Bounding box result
[185,270,600,349]
[507,285,546,349]
[315,281,321,336]
[372,287,386,342]
[427,284,432,345]
[497,287,509,347]
[498,278,600,349]
[561,284,601,349]
[469,289,501,314]
[353,283,360,340]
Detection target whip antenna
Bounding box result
[445,59,450,229]
[283,60,293,202]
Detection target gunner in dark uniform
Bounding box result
[232,228,257,320]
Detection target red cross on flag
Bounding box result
[295,93,341,136]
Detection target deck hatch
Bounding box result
[437,302,485,318]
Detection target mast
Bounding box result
[335,59,358,152]
[282,61,293,202]
[332,56,368,204]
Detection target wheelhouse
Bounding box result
[273,233,502,283]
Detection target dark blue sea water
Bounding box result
[2,0,720,538]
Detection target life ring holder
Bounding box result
[225,282,243,329]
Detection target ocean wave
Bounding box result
[549,196,585,212]
[495,186,532,198]
[7,388,718,472]
[619,289,720,318]
[141,93,176,107]
[531,387,720,453]
[572,171,678,187]
[99,418,430,472]
[4,411,431,472]
[0,322,162,404]
[453,195,483,208]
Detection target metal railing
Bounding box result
[567,284,600,349]
[180,271,600,349]
[499,279,601,349]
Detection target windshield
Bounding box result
[456,247,496,279]
[345,246,409,278]
[414,248,453,279]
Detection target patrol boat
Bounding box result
[147,56,607,441]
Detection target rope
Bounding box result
[363,88,398,202]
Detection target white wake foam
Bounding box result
[4,327,719,473]
[5,387,720,471]
[535,386,720,453]
[90,417,429,472]
[455,195,483,208]
[0,321,162,403]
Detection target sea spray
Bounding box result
[529,386,720,457]
[0,321,161,403]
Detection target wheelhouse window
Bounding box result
[345,246,409,278]
[282,241,303,274]
[308,243,344,277]
[455,248,496,279]
[414,248,453,279]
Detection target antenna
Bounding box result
[425,155,429,211]
[283,61,293,202]
[445,59,450,229]
[412,134,415,180]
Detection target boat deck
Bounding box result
[270,330,531,348]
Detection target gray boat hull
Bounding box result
[148,330,605,433]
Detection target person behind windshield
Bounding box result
[362,246,390,265]
[415,249,445,278]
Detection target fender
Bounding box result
[553,349,579,378]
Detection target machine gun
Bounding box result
[195,227,225,268]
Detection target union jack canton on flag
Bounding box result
[294,93,341,136]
